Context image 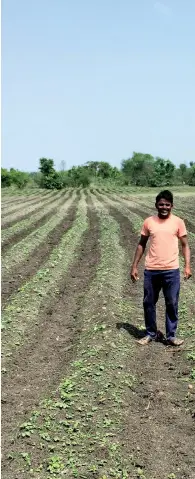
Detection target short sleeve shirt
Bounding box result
[141,214,187,270]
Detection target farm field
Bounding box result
[1,187,195,479]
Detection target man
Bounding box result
[130,190,191,346]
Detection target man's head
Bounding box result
[155,190,173,219]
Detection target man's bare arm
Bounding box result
[130,235,149,282]
[180,235,191,279]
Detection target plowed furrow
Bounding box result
[1,192,63,229]
[1,202,78,306]
[1,191,55,217]
[1,204,100,465]
[1,191,73,254]
[1,193,43,208]
[105,203,195,479]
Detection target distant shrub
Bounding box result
[40,172,64,190]
[1,168,30,188]
[1,168,12,187]
[68,166,91,187]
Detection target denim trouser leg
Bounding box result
[143,270,162,338]
[162,269,180,340]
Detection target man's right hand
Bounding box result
[130,266,139,282]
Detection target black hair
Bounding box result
[155,190,173,205]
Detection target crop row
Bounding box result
[1,190,72,248]
[2,192,195,479]
[1,189,50,207]
[1,193,89,363]
[1,191,63,228]
[1,191,56,216]
[2,192,77,275]
[6,195,141,478]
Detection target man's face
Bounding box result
[156,198,172,219]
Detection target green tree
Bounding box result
[152,158,175,186]
[9,168,30,188]
[121,152,155,186]
[39,158,55,176]
[188,164,195,186]
[97,161,113,179]
[85,161,100,175]
[68,165,91,187]
[38,158,63,189]
[179,163,188,183]
[1,168,12,187]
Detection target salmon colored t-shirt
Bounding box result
[141,214,187,270]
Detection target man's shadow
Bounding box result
[116,322,166,344]
[116,322,145,339]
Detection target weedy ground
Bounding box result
[1,187,195,479]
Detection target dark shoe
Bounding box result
[136,335,153,345]
[166,337,184,346]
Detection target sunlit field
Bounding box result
[1,186,195,479]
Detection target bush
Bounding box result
[188,165,195,186]
[68,166,91,187]
[10,170,29,188]
[40,172,64,190]
[1,168,30,189]
[1,168,12,187]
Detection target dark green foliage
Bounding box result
[41,172,63,190]
[151,158,175,187]
[85,161,121,180]
[188,164,195,185]
[1,168,12,187]
[10,169,30,188]
[121,153,155,186]
[121,153,176,187]
[1,168,30,188]
[2,154,195,190]
[39,158,55,176]
[68,166,91,187]
[39,158,63,189]
[97,161,113,179]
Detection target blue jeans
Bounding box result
[143,269,180,340]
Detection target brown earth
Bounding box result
[1,191,50,208]
[1,192,65,229]
[1,204,101,477]
[1,192,56,218]
[1,196,195,479]
[1,191,74,254]
[1,194,44,209]
[1,201,79,307]
[106,203,195,479]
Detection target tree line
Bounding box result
[1,153,195,189]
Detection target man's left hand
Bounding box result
[184,267,192,280]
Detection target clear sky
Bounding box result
[2,0,195,172]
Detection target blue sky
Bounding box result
[2,0,195,171]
